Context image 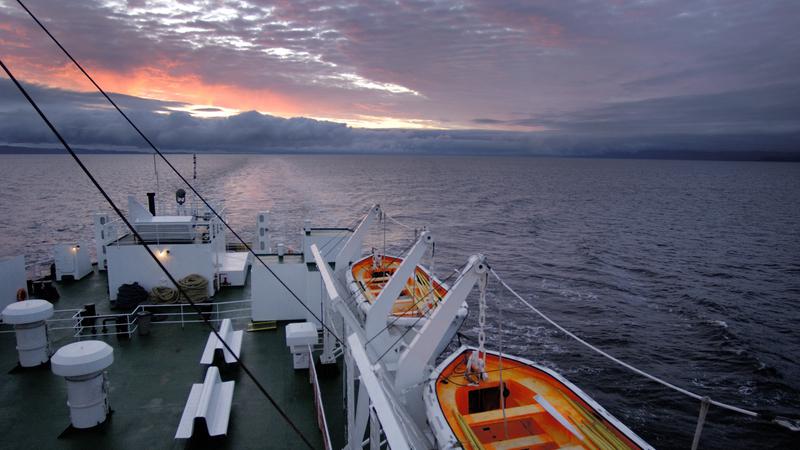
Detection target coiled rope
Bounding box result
[151,274,209,304]
[0,46,315,449]
[489,268,800,435]
[151,285,179,304]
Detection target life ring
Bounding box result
[16,288,27,301]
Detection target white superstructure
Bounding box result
[99,195,249,300]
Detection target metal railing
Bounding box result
[133,299,251,328]
[99,204,227,247]
[0,299,253,339]
[308,344,333,450]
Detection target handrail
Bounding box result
[0,299,253,337]
[308,344,333,450]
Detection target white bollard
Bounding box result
[2,299,54,367]
[51,341,114,429]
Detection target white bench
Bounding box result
[175,366,235,439]
[201,319,243,365]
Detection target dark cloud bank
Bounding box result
[1,79,798,161]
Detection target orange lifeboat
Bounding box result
[347,254,457,327]
[425,347,653,450]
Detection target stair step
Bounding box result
[247,320,276,332]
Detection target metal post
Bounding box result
[369,406,381,450]
[346,348,356,449]
[691,396,711,450]
[180,304,184,329]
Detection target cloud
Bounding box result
[472,118,506,125]
[1,0,799,155]
[2,0,796,129]
[0,78,354,150]
[191,107,224,112]
[514,83,800,136]
[1,78,798,157]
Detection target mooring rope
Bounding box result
[489,268,800,433]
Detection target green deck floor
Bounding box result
[0,267,345,449]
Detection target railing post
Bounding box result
[180,304,184,329]
[691,396,711,450]
[369,407,381,450]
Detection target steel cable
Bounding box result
[0,58,316,449]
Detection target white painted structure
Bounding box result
[312,244,435,449]
[249,215,352,324]
[255,210,270,253]
[1,299,54,367]
[93,213,114,270]
[285,322,318,369]
[395,255,487,424]
[106,243,218,300]
[0,255,27,312]
[201,318,243,365]
[250,255,323,323]
[218,252,250,286]
[51,340,114,429]
[101,196,241,300]
[54,242,92,281]
[176,366,234,439]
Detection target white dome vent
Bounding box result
[51,340,114,429]
[1,299,54,367]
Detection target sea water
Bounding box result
[1,154,798,448]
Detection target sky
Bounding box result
[0,0,799,155]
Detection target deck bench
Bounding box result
[200,318,243,365]
[175,366,235,439]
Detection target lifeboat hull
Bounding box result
[347,255,467,327]
[425,346,654,450]
[347,255,467,357]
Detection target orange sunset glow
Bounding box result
[0,0,798,154]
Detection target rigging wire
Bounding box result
[496,276,509,440]
[314,210,367,258]
[374,266,465,363]
[365,260,467,347]
[383,212,414,230]
[489,267,800,432]
[347,227,420,311]
[13,0,344,347]
[0,58,316,449]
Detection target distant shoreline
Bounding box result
[1,145,798,162]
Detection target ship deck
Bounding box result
[0,267,345,449]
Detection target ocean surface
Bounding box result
[1,154,798,448]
